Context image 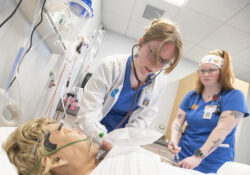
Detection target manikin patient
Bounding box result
[4,117,212,175]
[3,117,99,175]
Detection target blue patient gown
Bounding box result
[101,56,150,132]
[178,89,249,173]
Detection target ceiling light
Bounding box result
[162,0,189,7]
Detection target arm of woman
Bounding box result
[167,108,186,154]
[179,110,244,169]
[200,111,243,157]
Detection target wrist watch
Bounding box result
[194,149,205,159]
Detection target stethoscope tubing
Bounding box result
[185,91,222,115]
[115,45,162,129]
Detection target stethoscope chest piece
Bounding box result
[185,91,222,115]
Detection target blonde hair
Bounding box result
[139,18,183,73]
[196,50,235,93]
[3,117,56,175]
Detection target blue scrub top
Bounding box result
[178,89,249,173]
[101,56,152,133]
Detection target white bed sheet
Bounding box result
[91,145,209,175]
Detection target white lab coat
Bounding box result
[77,55,168,144]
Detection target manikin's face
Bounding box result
[46,123,99,174]
[136,40,176,76]
[199,63,220,87]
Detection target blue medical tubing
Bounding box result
[69,0,93,17]
[4,0,46,94]
[5,47,24,93]
[80,0,93,16]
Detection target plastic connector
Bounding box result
[99,132,104,138]
[48,71,56,88]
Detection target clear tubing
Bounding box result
[4,0,46,94]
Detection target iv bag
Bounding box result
[45,0,93,41]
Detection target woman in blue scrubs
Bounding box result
[167,49,249,173]
[77,18,183,152]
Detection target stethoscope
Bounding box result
[185,91,222,115]
[115,44,162,129]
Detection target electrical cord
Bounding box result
[24,0,47,55]
[8,76,16,88]
[7,0,47,90]
[0,0,23,28]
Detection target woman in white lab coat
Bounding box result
[77,18,183,151]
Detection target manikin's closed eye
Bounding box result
[44,131,57,152]
[27,134,90,175]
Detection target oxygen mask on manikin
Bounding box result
[45,0,93,41]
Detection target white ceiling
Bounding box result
[102,0,250,83]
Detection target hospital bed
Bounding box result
[1,127,250,175]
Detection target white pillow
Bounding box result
[0,127,18,175]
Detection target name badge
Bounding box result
[138,87,152,107]
[202,105,217,119]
